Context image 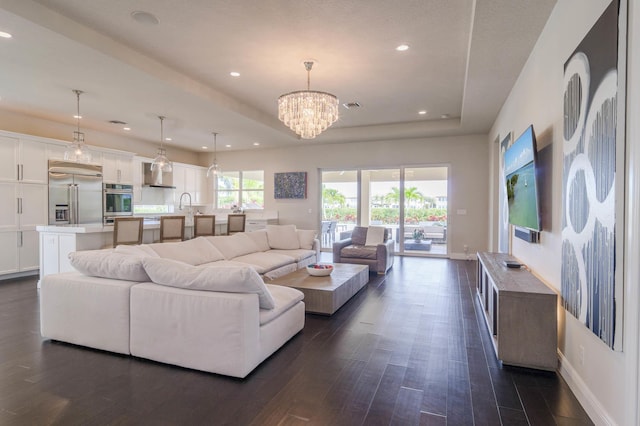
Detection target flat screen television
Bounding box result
[503,125,541,231]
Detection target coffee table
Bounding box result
[268,263,369,315]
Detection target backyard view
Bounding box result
[321,167,448,255]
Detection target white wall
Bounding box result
[489,1,636,424]
[215,134,489,257]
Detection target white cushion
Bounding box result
[69,249,150,282]
[268,249,316,262]
[260,284,304,325]
[365,226,386,246]
[205,233,260,260]
[231,252,296,274]
[297,229,317,250]
[147,237,225,265]
[141,257,275,309]
[114,244,160,257]
[266,224,299,250]
[245,229,271,252]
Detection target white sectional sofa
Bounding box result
[40,225,319,378]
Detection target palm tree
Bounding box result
[404,187,424,208]
[322,187,346,208]
[385,186,424,208]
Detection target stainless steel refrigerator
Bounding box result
[48,160,103,225]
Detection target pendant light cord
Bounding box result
[159,116,165,150]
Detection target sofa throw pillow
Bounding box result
[365,226,386,246]
[148,237,225,265]
[351,226,368,245]
[245,229,271,252]
[141,257,275,309]
[205,233,260,259]
[69,249,150,282]
[297,229,317,250]
[266,224,299,250]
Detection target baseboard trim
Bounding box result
[449,252,473,260]
[557,351,616,425]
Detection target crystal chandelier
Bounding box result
[206,132,221,177]
[278,61,339,139]
[64,89,92,163]
[151,115,173,173]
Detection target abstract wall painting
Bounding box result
[274,172,307,199]
[561,0,622,350]
[498,133,512,254]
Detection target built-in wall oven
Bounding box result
[103,183,133,224]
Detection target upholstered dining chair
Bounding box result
[113,217,144,246]
[160,215,185,242]
[194,215,216,237]
[226,214,246,235]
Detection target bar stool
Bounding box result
[226,214,246,235]
[160,216,185,242]
[194,215,216,237]
[113,217,144,246]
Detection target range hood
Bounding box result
[143,162,175,188]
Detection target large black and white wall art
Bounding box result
[498,133,511,254]
[561,0,622,350]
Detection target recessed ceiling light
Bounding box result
[0,31,12,39]
[225,144,231,148]
[253,142,260,146]
[123,127,131,131]
[396,44,409,51]
[202,146,208,150]
[73,115,82,119]
[131,11,159,25]
[165,137,172,141]
[418,110,427,115]
[230,71,240,77]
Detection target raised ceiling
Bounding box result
[0,0,556,152]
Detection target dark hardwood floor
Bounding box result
[0,257,593,425]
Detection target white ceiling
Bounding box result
[0,0,556,153]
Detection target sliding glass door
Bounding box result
[401,167,448,255]
[320,166,448,256]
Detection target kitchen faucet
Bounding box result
[178,192,192,211]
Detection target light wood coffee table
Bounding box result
[268,263,369,315]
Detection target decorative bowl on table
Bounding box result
[306,264,334,276]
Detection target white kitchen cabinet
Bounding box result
[0,136,19,181]
[103,153,134,184]
[172,164,211,206]
[0,181,47,276]
[172,164,186,196]
[0,183,19,231]
[19,230,40,271]
[0,230,38,274]
[19,139,49,183]
[18,183,48,229]
[0,231,19,274]
[0,136,49,184]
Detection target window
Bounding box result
[216,170,264,209]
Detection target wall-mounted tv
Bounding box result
[503,125,541,231]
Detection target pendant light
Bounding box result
[206,132,221,177]
[151,115,173,173]
[64,89,92,163]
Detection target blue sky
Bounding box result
[504,127,536,176]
